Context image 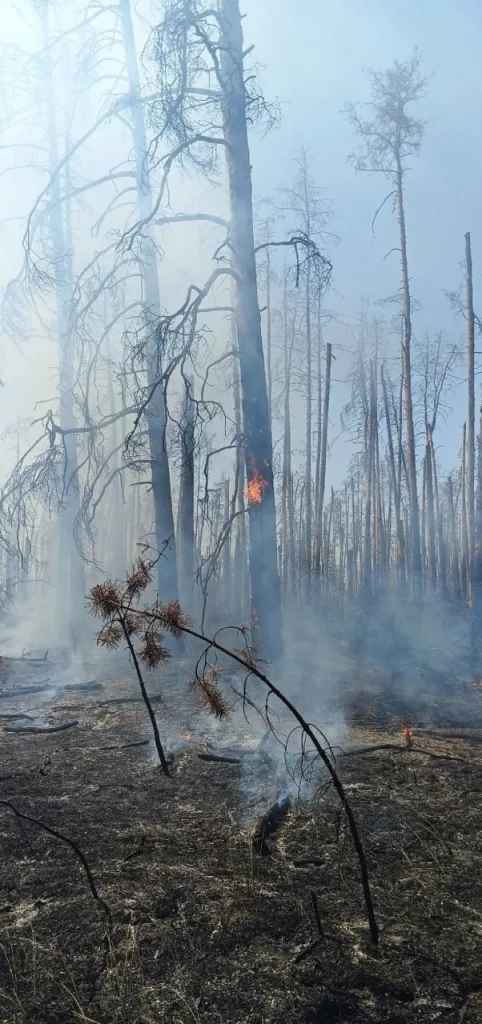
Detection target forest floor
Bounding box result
[0,650,481,1024]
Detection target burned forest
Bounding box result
[0,2,481,1022]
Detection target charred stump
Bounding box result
[250,794,291,856]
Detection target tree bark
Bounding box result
[465,232,475,600]
[396,160,422,584]
[472,405,482,667]
[461,423,470,600]
[40,2,86,644]
[219,0,282,659]
[119,0,178,607]
[381,365,405,591]
[178,376,195,613]
[314,342,332,594]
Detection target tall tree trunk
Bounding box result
[425,432,437,589]
[446,476,461,602]
[465,232,475,601]
[381,365,406,591]
[281,287,294,599]
[430,433,448,599]
[265,247,272,428]
[472,404,482,668]
[313,342,332,594]
[178,376,195,612]
[40,2,86,644]
[222,477,232,615]
[304,218,313,605]
[461,423,470,600]
[396,161,422,583]
[219,0,282,659]
[362,362,373,601]
[232,341,249,622]
[105,333,127,578]
[119,0,178,608]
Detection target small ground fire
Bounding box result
[401,725,413,747]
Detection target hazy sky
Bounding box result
[245,0,482,472]
[1,0,481,487]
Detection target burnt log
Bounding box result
[250,794,291,856]
[4,720,79,734]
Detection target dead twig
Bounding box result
[311,891,323,935]
[4,720,78,734]
[123,834,147,862]
[293,937,323,964]
[0,799,111,920]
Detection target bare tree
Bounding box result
[135,0,286,656]
[346,52,431,588]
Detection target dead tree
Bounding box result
[346,52,431,588]
[178,376,196,612]
[130,0,285,656]
[465,232,476,598]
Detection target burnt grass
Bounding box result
[0,659,482,1023]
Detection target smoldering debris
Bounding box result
[251,794,292,856]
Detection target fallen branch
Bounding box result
[0,713,34,721]
[292,858,325,868]
[340,743,408,758]
[123,834,147,862]
[293,892,324,963]
[293,937,323,964]
[97,740,150,751]
[93,696,162,707]
[197,752,241,765]
[0,684,52,699]
[4,720,78,734]
[61,681,102,694]
[0,800,110,919]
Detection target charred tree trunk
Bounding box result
[119,0,179,610]
[381,365,406,592]
[473,404,482,668]
[430,434,448,599]
[313,341,332,598]
[40,3,86,644]
[232,345,249,622]
[396,162,422,586]
[424,430,437,590]
[222,477,232,616]
[219,0,282,659]
[362,362,374,601]
[466,232,476,601]
[446,476,461,602]
[178,376,196,613]
[461,423,470,600]
[281,293,295,600]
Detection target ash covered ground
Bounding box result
[0,645,481,1023]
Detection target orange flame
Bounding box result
[401,726,413,746]
[245,456,269,505]
[184,731,192,742]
